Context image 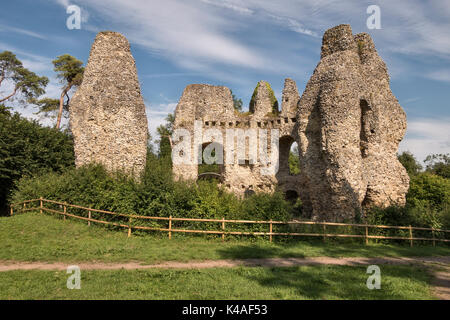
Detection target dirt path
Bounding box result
[1,256,449,299]
[1,256,449,271]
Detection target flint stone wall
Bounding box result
[69,31,148,177]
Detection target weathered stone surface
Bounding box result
[172,82,295,198]
[297,24,409,221]
[69,31,148,177]
[171,24,409,222]
[281,78,300,116]
[249,80,279,117]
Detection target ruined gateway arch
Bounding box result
[70,25,409,222]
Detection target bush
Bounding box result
[11,155,293,234]
[366,172,450,231]
[0,105,74,215]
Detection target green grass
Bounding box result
[1,212,449,263]
[0,265,434,300]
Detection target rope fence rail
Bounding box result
[9,198,450,246]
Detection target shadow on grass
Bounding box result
[216,239,450,260]
[237,264,432,300]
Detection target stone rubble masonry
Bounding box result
[69,31,148,178]
[172,24,409,222]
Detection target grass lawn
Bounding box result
[1,212,449,263]
[0,265,434,300]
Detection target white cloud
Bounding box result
[426,70,450,83]
[399,118,450,163]
[54,0,270,71]
[200,0,254,15]
[146,102,177,143]
[0,25,47,39]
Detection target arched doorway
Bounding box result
[285,189,299,202]
[198,142,224,182]
[278,136,300,176]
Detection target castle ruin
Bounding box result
[172,24,409,221]
[69,25,409,222]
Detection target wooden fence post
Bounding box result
[128,217,132,238]
[323,224,326,242]
[432,228,435,247]
[365,225,369,245]
[169,215,172,240]
[88,210,91,226]
[63,203,67,221]
[222,217,225,242]
[10,205,13,216]
[39,197,43,214]
[269,220,273,243]
[23,202,26,210]
[409,225,413,247]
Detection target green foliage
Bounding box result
[289,145,300,175]
[11,154,292,232]
[424,153,450,179]
[0,105,74,214]
[37,54,84,128]
[366,172,450,230]
[156,113,174,159]
[249,82,279,114]
[0,51,48,104]
[408,172,450,211]
[231,90,243,112]
[398,151,422,176]
[52,54,84,86]
[33,98,60,119]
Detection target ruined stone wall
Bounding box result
[69,31,148,177]
[172,24,409,222]
[70,27,408,222]
[173,80,303,198]
[297,24,409,221]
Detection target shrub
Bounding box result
[0,105,74,215]
[11,156,293,234]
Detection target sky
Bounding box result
[0,0,449,163]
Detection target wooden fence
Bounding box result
[9,198,450,246]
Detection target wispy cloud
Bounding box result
[0,25,47,39]
[400,117,450,162]
[426,70,450,83]
[200,0,254,15]
[146,102,177,144]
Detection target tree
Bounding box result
[398,151,422,177]
[289,145,300,175]
[424,153,450,179]
[231,90,243,112]
[156,113,175,159]
[407,172,450,212]
[51,54,84,129]
[0,104,74,215]
[0,51,48,104]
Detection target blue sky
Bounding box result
[0,0,449,162]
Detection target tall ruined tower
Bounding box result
[69,31,148,177]
[297,24,409,221]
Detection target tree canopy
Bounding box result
[0,51,48,104]
[398,151,423,176]
[0,104,75,215]
[156,113,175,159]
[52,54,84,129]
[424,153,450,179]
